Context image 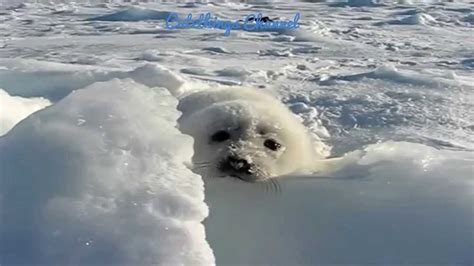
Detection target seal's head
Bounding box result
[178,88,328,182]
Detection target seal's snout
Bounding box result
[225,156,253,174]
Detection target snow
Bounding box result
[0,89,51,135]
[331,0,383,7]
[87,7,173,22]
[205,141,474,264]
[463,13,474,24]
[0,59,185,100]
[1,0,473,265]
[325,64,473,87]
[0,79,214,265]
[384,12,439,25]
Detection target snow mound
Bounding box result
[214,67,252,78]
[139,49,165,62]
[400,13,437,25]
[128,64,185,96]
[0,89,51,136]
[205,141,474,264]
[0,59,185,101]
[462,13,474,24]
[385,13,438,26]
[461,58,474,69]
[323,64,472,87]
[0,79,214,265]
[138,50,213,68]
[87,7,172,22]
[330,0,382,7]
[202,47,232,54]
[258,48,293,57]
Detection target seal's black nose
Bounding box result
[226,156,252,174]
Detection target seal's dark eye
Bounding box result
[211,130,230,142]
[264,139,281,151]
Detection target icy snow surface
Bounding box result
[0,0,473,265]
[0,79,214,265]
[0,89,51,135]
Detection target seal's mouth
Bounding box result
[218,158,261,182]
[228,173,258,183]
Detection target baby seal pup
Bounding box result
[177,87,328,182]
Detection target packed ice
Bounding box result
[0,79,214,265]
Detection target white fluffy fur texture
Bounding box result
[177,87,329,181]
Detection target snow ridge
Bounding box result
[0,79,215,265]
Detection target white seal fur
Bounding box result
[178,87,329,182]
